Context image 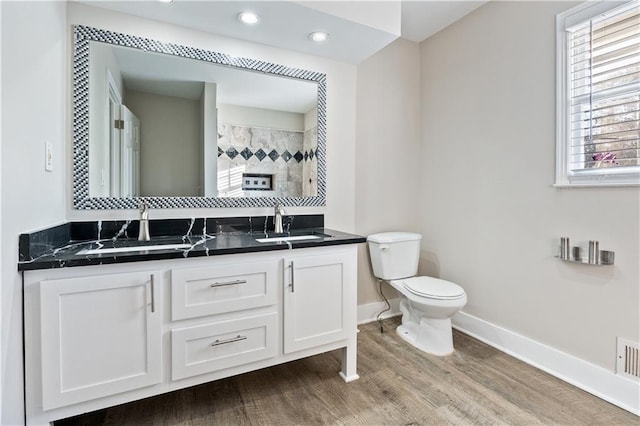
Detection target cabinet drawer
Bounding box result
[171,261,277,320]
[171,313,277,381]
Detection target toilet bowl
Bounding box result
[367,232,467,356]
[389,276,466,356]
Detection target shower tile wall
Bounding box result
[303,126,318,196]
[218,123,317,197]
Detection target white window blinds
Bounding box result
[567,1,639,174]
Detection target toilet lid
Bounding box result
[402,276,465,300]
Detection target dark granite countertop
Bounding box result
[18,215,365,271]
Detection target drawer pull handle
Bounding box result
[210,279,247,288]
[210,335,247,347]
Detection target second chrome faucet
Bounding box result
[274,203,285,234]
[138,203,151,241]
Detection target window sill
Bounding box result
[553,182,640,188]
[555,167,640,188]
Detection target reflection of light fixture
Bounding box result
[238,12,260,25]
[309,31,329,43]
[157,0,174,3]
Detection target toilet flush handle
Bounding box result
[379,244,389,251]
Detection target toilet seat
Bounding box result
[401,276,465,300]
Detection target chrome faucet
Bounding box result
[138,203,151,241]
[274,203,285,233]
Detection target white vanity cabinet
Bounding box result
[23,245,358,425]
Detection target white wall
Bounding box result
[66,2,357,230]
[304,107,318,131]
[126,90,202,197]
[218,104,305,132]
[1,2,68,424]
[355,38,421,306]
[419,1,639,373]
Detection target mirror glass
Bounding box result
[73,25,326,209]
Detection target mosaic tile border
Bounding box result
[73,25,326,209]
[218,147,316,163]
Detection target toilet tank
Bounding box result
[367,232,422,280]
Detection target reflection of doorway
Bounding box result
[107,73,140,198]
[120,105,140,198]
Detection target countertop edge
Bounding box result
[18,230,366,272]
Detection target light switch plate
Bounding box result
[45,140,53,171]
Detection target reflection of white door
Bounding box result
[107,73,122,197]
[120,105,140,197]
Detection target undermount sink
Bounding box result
[255,235,320,243]
[255,232,331,243]
[78,243,192,255]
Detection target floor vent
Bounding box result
[616,337,640,380]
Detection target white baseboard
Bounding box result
[452,311,640,416]
[357,298,401,325]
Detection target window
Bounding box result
[556,1,640,186]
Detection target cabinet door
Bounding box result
[39,271,162,410]
[283,251,355,353]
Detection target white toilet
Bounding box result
[367,232,467,356]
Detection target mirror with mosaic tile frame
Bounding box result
[73,25,326,209]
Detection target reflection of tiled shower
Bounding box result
[217,123,317,197]
[303,126,317,196]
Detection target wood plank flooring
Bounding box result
[56,318,638,425]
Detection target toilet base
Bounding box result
[396,317,454,356]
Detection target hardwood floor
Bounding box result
[56,318,638,425]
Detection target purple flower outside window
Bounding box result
[592,152,619,166]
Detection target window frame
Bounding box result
[555,0,640,187]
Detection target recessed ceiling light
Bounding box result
[309,32,329,43]
[238,12,260,25]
